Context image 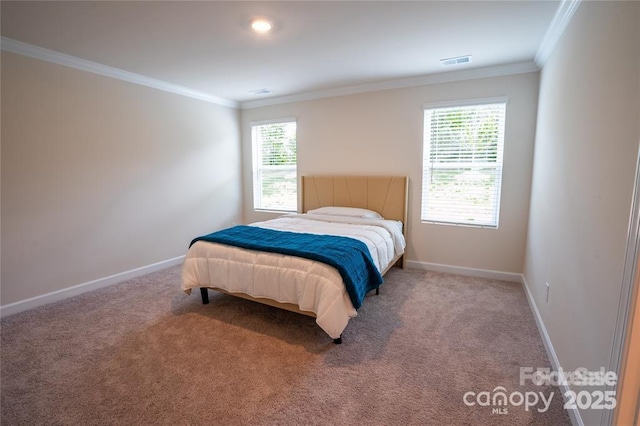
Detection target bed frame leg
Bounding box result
[376,287,380,296]
[333,335,342,344]
[200,287,209,304]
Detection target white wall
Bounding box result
[241,72,540,274]
[524,2,639,425]
[1,52,243,305]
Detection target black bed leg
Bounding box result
[200,287,209,304]
[333,335,342,345]
[376,287,380,296]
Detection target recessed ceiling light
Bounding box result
[251,18,272,33]
[440,55,472,66]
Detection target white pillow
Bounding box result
[306,206,383,219]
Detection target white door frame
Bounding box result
[605,145,640,425]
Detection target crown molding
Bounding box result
[0,33,551,112]
[1,37,239,109]
[240,61,539,109]
[534,0,582,67]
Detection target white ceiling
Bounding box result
[1,1,560,105]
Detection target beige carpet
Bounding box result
[1,265,571,425]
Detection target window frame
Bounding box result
[250,117,298,213]
[421,97,508,228]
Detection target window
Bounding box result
[421,98,507,227]
[251,119,297,212]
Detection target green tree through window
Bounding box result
[422,101,506,227]
[252,121,297,211]
[260,125,296,166]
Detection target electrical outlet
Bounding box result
[545,282,550,302]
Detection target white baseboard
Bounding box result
[521,275,584,426]
[0,255,185,318]
[405,259,522,283]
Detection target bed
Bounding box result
[181,175,409,343]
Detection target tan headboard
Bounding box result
[301,176,409,230]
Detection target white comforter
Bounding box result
[181,214,405,339]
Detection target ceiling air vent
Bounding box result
[249,88,273,95]
[440,55,472,66]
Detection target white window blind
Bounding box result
[422,100,506,227]
[251,120,297,212]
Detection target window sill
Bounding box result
[254,209,298,214]
[421,220,498,229]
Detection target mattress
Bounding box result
[181,214,406,339]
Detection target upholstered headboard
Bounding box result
[301,176,409,233]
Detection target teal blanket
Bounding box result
[190,226,383,309]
